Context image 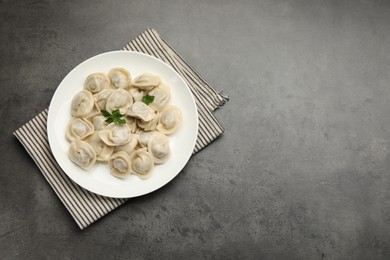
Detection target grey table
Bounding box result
[2,0,390,259]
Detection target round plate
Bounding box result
[47,51,198,198]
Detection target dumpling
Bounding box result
[156,105,182,134]
[137,130,156,147]
[67,68,178,178]
[84,73,110,93]
[85,132,114,161]
[147,131,170,164]
[91,115,107,131]
[114,134,138,154]
[66,117,94,141]
[105,89,133,114]
[126,101,156,122]
[148,83,171,111]
[129,87,145,102]
[124,116,138,133]
[94,89,114,111]
[129,148,154,179]
[131,72,160,91]
[137,113,160,131]
[99,124,132,146]
[108,68,131,89]
[71,90,94,117]
[109,151,131,178]
[68,139,97,170]
[84,108,101,120]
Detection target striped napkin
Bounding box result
[13,29,228,230]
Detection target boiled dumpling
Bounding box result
[94,89,114,111]
[114,134,138,154]
[108,68,131,89]
[129,87,145,102]
[99,124,132,146]
[147,131,170,164]
[132,72,160,91]
[71,90,94,117]
[84,73,110,93]
[91,115,107,131]
[105,89,133,114]
[124,116,138,133]
[84,108,100,120]
[109,151,131,178]
[137,130,157,147]
[148,83,171,111]
[137,113,160,131]
[129,148,154,179]
[126,101,156,122]
[68,68,180,179]
[68,139,97,170]
[86,132,114,161]
[156,105,182,134]
[66,117,94,141]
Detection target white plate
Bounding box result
[47,51,198,198]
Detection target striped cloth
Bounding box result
[13,29,229,230]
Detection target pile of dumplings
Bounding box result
[66,68,183,180]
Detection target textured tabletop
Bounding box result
[2,0,390,259]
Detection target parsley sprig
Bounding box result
[142,94,155,105]
[101,109,126,124]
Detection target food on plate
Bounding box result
[108,68,131,89]
[70,90,94,117]
[68,139,97,170]
[66,70,182,180]
[129,147,154,179]
[99,123,132,146]
[129,87,145,102]
[84,72,110,93]
[137,113,160,131]
[91,115,107,131]
[156,105,183,134]
[66,117,94,141]
[148,83,170,111]
[109,151,132,178]
[126,101,156,122]
[85,132,114,161]
[114,134,138,154]
[146,131,170,164]
[94,89,114,111]
[105,89,133,114]
[131,72,160,91]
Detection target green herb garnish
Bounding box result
[142,94,155,105]
[100,109,126,124]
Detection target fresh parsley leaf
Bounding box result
[105,117,114,124]
[117,118,126,124]
[101,109,126,124]
[100,109,111,117]
[112,109,122,117]
[142,94,155,105]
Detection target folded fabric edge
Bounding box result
[214,91,230,110]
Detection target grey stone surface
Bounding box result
[1,0,390,259]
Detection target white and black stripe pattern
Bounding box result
[13,29,228,230]
[14,109,127,229]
